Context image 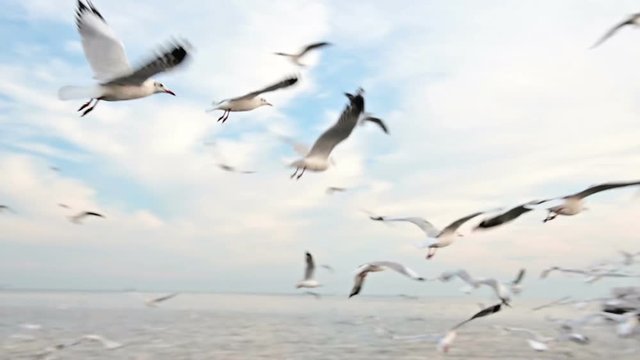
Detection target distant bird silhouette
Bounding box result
[274,41,332,66]
[69,211,105,224]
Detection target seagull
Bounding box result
[349,261,425,298]
[540,266,640,283]
[591,13,640,49]
[206,75,298,123]
[217,164,256,174]
[542,181,640,223]
[274,42,332,67]
[145,293,179,307]
[370,211,487,259]
[474,200,548,231]
[0,205,15,214]
[295,252,321,289]
[320,264,335,273]
[58,1,190,117]
[326,187,348,195]
[289,88,388,179]
[439,269,524,306]
[69,211,105,224]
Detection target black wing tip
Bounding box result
[370,216,384,221]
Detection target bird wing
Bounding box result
[305,92,365,159]
[75,0,131,81]
[304,252,315,280]
[476,200,547,229]
[84,211,105,218]
[104,41,190,85]
[591,17,635,49]
[235,75,299,100]
[362,116,389,134]
[370,216,440,237]
[440,269,478,287]
[299,41,332,57]
[451,303,502,330]
[349,271,368,298]
[369,261,424,280]
[277,135,310,157]
[512,269,526,285]
[320,264,335,273]
[153,292,179,303]
[570,181,640,199]
[440,211,486,236]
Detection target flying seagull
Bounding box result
[58,1,190,117]
[0,205,15,214]
[145,292,179,307]
[69,211,105,224]
[206,75,298,123]
[370,211,486,259]
[438,269,524,306]
[295,252,321,289]
[217,164,256,174]
[326,186,348,195]
[274,42,332,67]
[542,181,640,223]
[349,261,425,298]
[591,13,640,49]
[290,88,388,179]
[474,200,548,231]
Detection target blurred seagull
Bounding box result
[474,200,548,231]
[0,205,15,214]
[542,181,640,223]
[69,211,105,224]
[451,303,503,330]
[217,164,255,174]
[370,211,487,259]
[274,42,332,66]
[289,88,388,179]
[320,264,335,273]
[591,13,640,49]
[439,269,523,306]
[326,187,348,195]
[145,293,179,307]
[59,1,190,116]
[295,252,321,289]
[207,75,298,123]
[349,261,425,298]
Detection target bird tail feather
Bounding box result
[58,85,102,100]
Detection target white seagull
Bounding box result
[349,261,425,298]
[206,75,298,123]
[295,252,321,289]
[145,292,179,307]
[274,42,332,67]
[289,88,388,179]
[591,13,640,49]
[370,211,487,259]
[542,181,640,223]
[69,211,105,224]
[59,1,190,117]
[438,269,525,306]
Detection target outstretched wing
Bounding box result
[236,75,299,100]
[440,211,486,236]
[306,92,365,159]
[105,41,190,85]
[362,116,389,134]
[349,271,368,298]
[451,303,502,330]
[299,42,332,57]
[512,269,526,285]
[591,17,635,49]
[304,252,315,280]
[571,181,640,199]
[76,0,131,81]
[370,216,440,237]
[370,261,424,280]
[476,200,547,230]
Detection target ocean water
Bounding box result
[0,291,638,359]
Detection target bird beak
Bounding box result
[266,102,273,106]
[164,89,176,96]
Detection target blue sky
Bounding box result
[1,0,640,300]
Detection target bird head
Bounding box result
[259,98,272,107]
[154,82,175,96]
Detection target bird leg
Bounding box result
[77,98,95,112]
[290,168,300,179]
[222,111,231,123]
[217,110,228,122]
[80,100,99,117]
[426,248,437,259]
[543,211,557,223]
[296,167,306,180]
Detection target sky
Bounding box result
[1,0,640,299]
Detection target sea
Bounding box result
[0,291,637,359]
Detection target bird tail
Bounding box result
[290,158,306,169]
[58,85,102,100]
